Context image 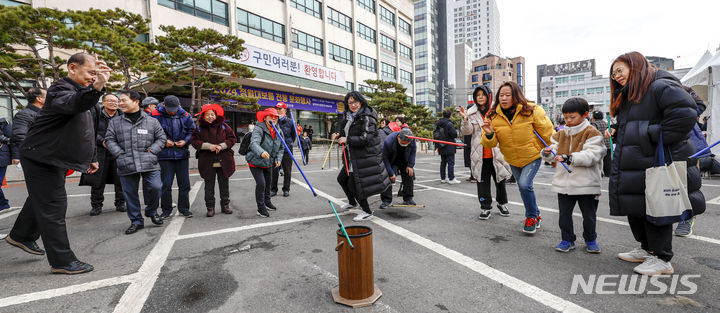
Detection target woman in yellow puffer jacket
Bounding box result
[480,81,554,234]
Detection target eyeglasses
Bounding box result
[103,100,118,104]
[611,67,626,79]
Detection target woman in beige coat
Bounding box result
[459,85,512,220]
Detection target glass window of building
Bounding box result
[381,62,397,81]
[357,0,375,14]
[346,81,355,91]
[237,9,285,44]
[329,43,353,65]
[399,44,412,60]
[379,5,395,26]
[159,0,228,26]
[472,74,478,82]
[399,18,411,36]
[328,7,352,32]
[400,69,413,85]
[380,34,396,52]
[356,22,376,43]
[292,29,323,56]
[290,0,322,18]
[358,54,377,73]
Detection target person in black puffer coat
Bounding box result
[609,51,704,276]
[334,91,390,222]
[436,109,459,183]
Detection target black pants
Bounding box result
[558,194,598,242]
[381,166,413,203]
[204,167,230,208]
[90,158,124,209]
[250,166,273,210]
[602,148,611,177]
[440,154,455,180]
[337,168,371,214]
[272,151,292,192]
[10,157,77,267]
[477,158,507,210]
[302,149,310,164]
[627,215,673,262]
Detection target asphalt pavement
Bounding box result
[0,146,719,313]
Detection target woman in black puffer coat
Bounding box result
[334,91,390,221]
[609,51,704,276]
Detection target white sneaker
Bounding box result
[633,256,674,276]
[353,211,373,221]
[440,179,448,183]
[340,203,357,210]
[618,247,651,263]
[447,179,461,185]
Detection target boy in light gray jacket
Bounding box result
[105,90,167,235]
[541,98,606,254]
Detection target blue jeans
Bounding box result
[159,159,191,214]
[509,158,541,218]
[119,171,162,225]
[440,154,455,180]
[0,166,9,210]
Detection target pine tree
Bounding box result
[154,25,257,113]
[361,79,436,138]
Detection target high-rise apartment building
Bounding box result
[414,0,447,112]
[451,0,500,60]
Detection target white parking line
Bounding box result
[112,181,202,313]
[0,207,22,221]
[290,179,592,312]
[414,183,720,246]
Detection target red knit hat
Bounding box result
[196,103,225,117]
[257,108,280,122]
[275,102,287,109]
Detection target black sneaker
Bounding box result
[497,203,510,216]
[283,191,290,197]
[125,224,144,234]
[402,200,417,206]
[379,202,391,209]
[270,191,278,197]
[179,211,193,218]
[147,214,163,225]
[266,203,277,211]
[89,207,102,216]
[160,211,172,219]
[257,208,270,218]
[6,236,45,255]
[478,209,492,220]
[51,260,94,275]
[115,204,127,212]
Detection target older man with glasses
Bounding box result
[80,93,126,216]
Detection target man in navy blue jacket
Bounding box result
[380,128,417,208]
[151,95,195,218]
[271,102,297,197]
[0,118,17,211]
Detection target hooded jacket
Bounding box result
[461,89,512,183]
[337,104,390,199]
[151,104,195,160]
[435,117,458,156]
[609,70,704,217]
[480,102,555,168]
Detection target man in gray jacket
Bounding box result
[105,90,166,235]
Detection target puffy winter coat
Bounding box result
[245,122,284,168]
[80,105,123,187]
[435,117,458,156]
[338,105,390,199]
[10,104,41,149]
[151,104,195,160]
[0,119,17,167]
[382,131,416,176]
[105,111,166,176]
[480,103,555,168]
[460,104,512,183]
[190,116,237,180]
[609,70,705,217]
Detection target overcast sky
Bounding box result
[488,0,720,102]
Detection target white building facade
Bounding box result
[540,72,611,122]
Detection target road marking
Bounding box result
[0,207,22,221]
[66,187,179,198]
[371,217,592,312]
[414,183,720,246]
[177,212,352,240]
[534,182,608,193]
[112,181,202,313]
[291,180,592,312]
[0,274,139,308]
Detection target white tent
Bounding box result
[682,51,720,147]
